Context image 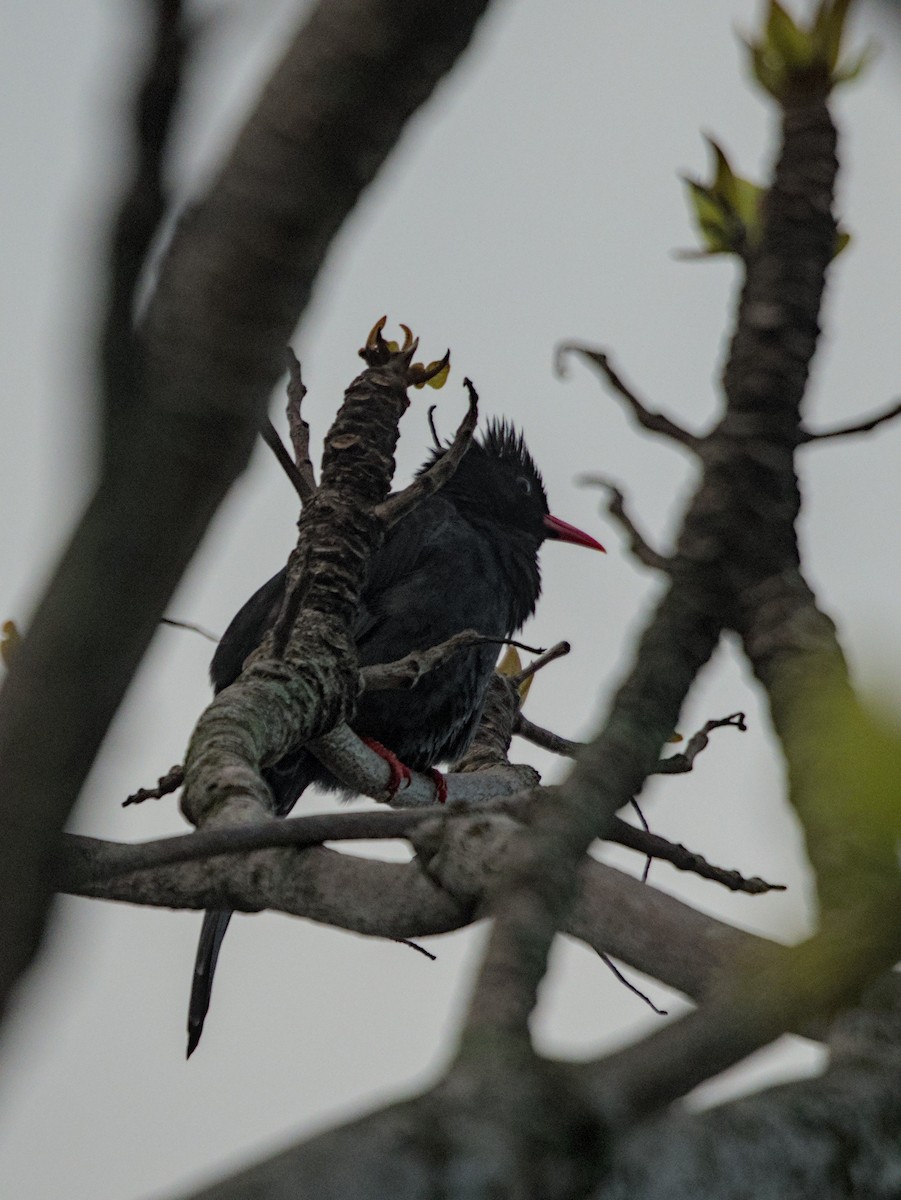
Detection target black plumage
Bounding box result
[187,421,603,1056]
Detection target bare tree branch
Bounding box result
[260,418,310,502]
[798,397,901,443]
[507,640,571,688]
[606,815,785,894]
[652,712,747,774]
[555,343,702,451]
[123,763,184,807]
[285,346,318,498]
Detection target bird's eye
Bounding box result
[516,476,532,496]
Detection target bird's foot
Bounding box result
[362,738,412,797]
[428,768,448,805]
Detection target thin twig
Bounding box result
[261,419,311,501]
[362,631,544,694]
[798,399,901,444]
[427,404,442,448]
[607,815,785,894]
[579,477,671,572]
[555,343,702,451]
[394,938,438,961]
[513,713,580,756]
[159,617,219,643]
[123,764,184,807]
[599,952,668,1016]
[629,798,653,883]
[376,377,479,527]
[513,712,745,772]
[509,641,571,689]
[654,712,747,775]
[285,347,318,498]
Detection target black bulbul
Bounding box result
[187,421,604,1055]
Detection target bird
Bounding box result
[187,420,604,1055]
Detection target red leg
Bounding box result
[361,737,412,797]
[428,768,448,805]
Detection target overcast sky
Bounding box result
[2,3,900,1198]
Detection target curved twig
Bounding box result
[580,476,672,571]
[798,398,901,444]
[376,377,479,527]
[556,343,702,451]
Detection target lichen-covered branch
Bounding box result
[180,337,424,832]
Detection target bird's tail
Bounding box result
[184,754,317,1058]
[187,909,233,1058]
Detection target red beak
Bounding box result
[543,514,606,553]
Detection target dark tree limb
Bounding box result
[100,0,186,468]
[555,343,702,451]
[59,812,792,1016]
[453,20,867,1127]
[180,337,434,832]
[0,0,494,1023]
[57,810,425,887]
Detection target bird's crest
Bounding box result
[479,419,544,491]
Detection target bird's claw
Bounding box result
[362,737,412,797]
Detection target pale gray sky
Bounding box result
[1,3,900,1198]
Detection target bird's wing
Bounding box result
[210,568,287,692]
[356,496,510,666]
[352,496,459,644]
[209,498,502,682]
